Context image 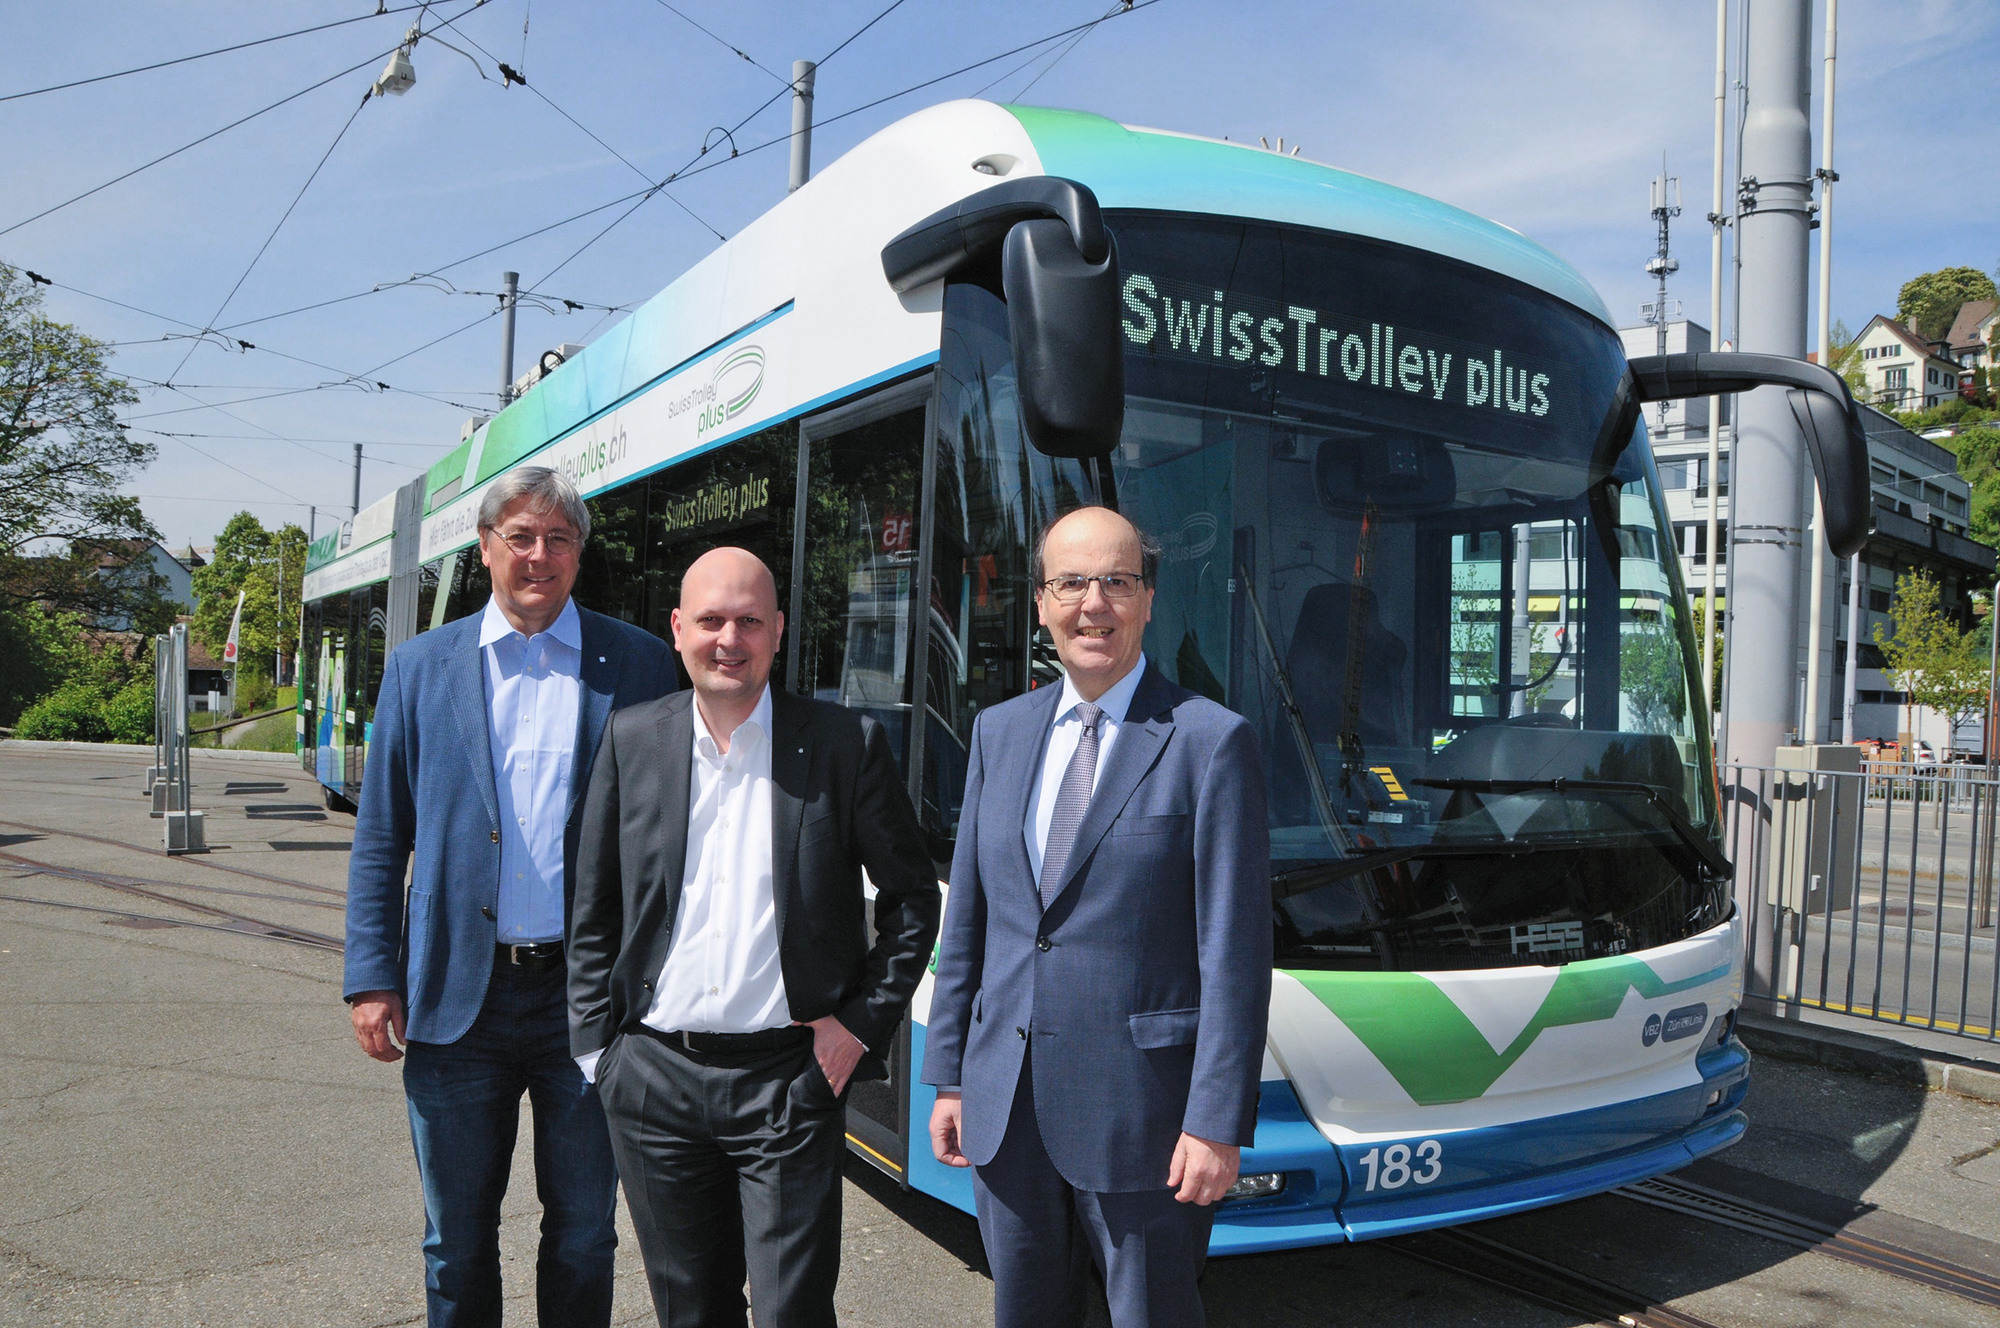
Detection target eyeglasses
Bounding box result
[1039,572,1146,603]
[488,529,578,557]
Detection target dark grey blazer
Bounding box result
[920,663,1273,1193]
[567,688,940,1082]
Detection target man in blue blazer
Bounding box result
[345,467,676,1328]
[923,506,1271,1328]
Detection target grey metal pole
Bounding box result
[788,60,816,193]
[499,270,520,406]
[1803,0,1839,747]
[1721,0,1814,770]
[1986,571,2000,762]
[1842,552,1862,744]
[1703,0,1727,719]
[351,444,362,518]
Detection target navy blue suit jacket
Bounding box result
[920,663,1272,1193]
[343,605,677,1044]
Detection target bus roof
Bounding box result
[1005,105,1613,328]
[416,99,1615,542]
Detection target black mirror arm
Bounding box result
[1628,350,1874,559]
[1626,351,1855,406]
[880,176,1108,293]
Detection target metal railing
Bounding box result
[1724,760,1998,1045]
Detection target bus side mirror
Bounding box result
[1001,220,1124,459]
[881,175,1125,460]
[1627,351,1874,557]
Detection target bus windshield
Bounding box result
[1104,214,1724,969]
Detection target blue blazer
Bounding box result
[343,605,677,1044]
[920,663,1272,1193]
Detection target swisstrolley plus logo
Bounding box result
[665,343,767,439]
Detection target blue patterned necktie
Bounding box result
[1039,702,1103,907]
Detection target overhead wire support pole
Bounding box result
[789,61,816,193]
[1704,0,1728,726]
[1805,0,1840,747]
[1724,0,1814,770]
[499,271,519,406]
[352,443,362,518]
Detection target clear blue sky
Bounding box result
[3,1,1992,550]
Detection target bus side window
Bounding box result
[792,397,929,783]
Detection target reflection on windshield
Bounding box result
[1104,214,1725,970]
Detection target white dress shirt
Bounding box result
[1024,654,1148,880]
[643,684,792,1036]
[480,596,581,944]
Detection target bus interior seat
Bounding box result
[1286,581,1410,751]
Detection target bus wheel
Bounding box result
[324,786,357,815]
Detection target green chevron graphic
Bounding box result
[1288,954,1732,1105]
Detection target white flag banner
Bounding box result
[223,590,244,665]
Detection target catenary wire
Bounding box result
[0,0,489,239]
[164,90,373,387]
[643,0,791,87]
[0,3,432,103]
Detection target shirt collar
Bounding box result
[692,684,774,761]
[1057,652,1147,727]
[478,595,582,652]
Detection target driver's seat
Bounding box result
[1287,581,1410,750]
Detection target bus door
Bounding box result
[791,377,935,1180]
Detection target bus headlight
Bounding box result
[1224,1172,1286,1201]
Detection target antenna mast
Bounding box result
[1644,161,1684,425]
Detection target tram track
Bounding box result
[0,816,347,897]
[1617,1174,2000,1310]
[1387,1224,1724,1328]
[0,849,344,952]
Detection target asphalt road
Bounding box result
[4,742,2000,1327]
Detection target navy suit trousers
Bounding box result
[971,1048,1213,1328]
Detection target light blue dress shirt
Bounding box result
[1023,653,1148,880]
[480,596,582,944]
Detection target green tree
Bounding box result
[1897,267,1999,342]
[1827,318,1869,396]
[12,629,151,743]
[0,262,161,627]
[0,601,88,727]
[1937,426,2000,548]
[1689,597,1725,708]
[1621,615,1691,733]
[1874,570,1987,756]
[189,512,307,692]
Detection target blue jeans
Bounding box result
[403,958,618,1328]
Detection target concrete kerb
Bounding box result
[1737,1007,2000,1104]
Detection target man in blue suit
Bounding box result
[923,506,1271,1328]
[346,466,676,1328]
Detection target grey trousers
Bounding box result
[596,1030,847,1328]
[970,1049,1214,1328]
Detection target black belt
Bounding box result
[640,1023,811,1062]
[495,940,565,970]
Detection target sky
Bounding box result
[3,1,1994,551]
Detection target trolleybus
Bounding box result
[298,99,1871,1250]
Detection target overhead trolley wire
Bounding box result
[0,0,491,240]
[0,2,432,103]
[429,11,728,242]
[164,90,374,387]
[516,0,914,296]
[643,0,791,87]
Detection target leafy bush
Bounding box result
[101,679,155,744]
[15,681,113,741]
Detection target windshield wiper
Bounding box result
[1238,564,1354,856]
[1410,777,1732,881]
[1272,841,1526,901]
